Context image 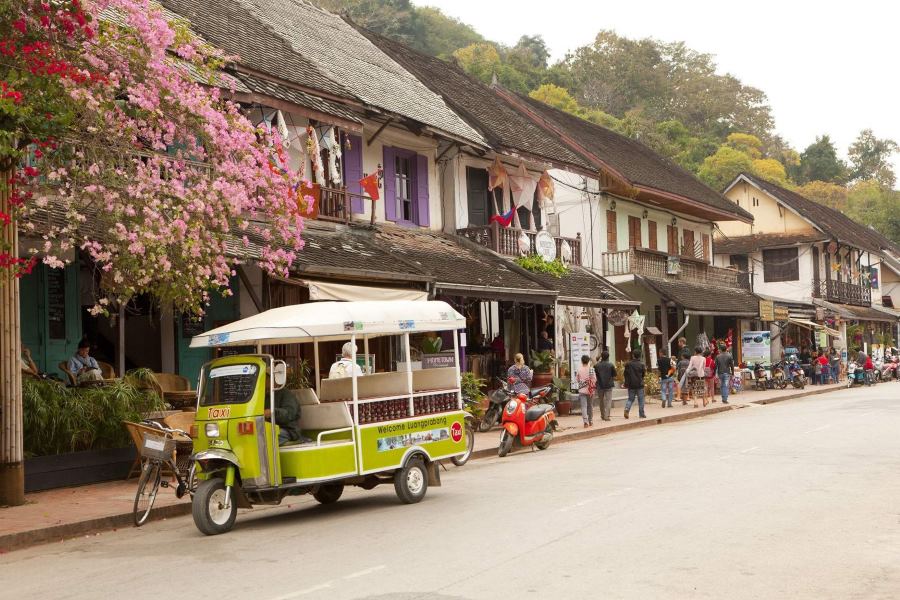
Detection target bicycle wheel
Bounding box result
[133,460,162,527]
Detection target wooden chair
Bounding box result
[58,361,77,387]
[149,372,194,408]
[97,361,116,380]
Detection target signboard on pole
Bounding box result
[569,332,591,391]
[648,343,658,369]
[741,330,771,366]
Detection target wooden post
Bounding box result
[0,170,24,505]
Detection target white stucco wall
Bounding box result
[720,180,813,237]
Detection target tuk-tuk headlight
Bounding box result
[205,423,220,438]
[506,400,518,415]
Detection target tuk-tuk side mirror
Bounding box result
[273,360,287,390]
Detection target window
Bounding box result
[395,154,414,222]
[628,215,641,248]
[752,196,760,207]
[606,210,617,252]
[648,221,657,250]
[762,247,799,282]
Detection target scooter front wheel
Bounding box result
[478,407,498,432]
[498,430,513,457]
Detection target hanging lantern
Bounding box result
[517,231,531,255]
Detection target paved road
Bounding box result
[3,385,899,599]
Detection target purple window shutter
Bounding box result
[382,146,396,222]
[415,153,430,227]
[344,134,364,213]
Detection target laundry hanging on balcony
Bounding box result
[318,126,342,185]
[537,170,556,214]
[508,163,537,230]
[486,157,509,218]
[305,125,325,185]
[489,207,515,228]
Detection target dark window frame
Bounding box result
[762,247,800,282]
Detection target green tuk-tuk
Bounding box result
[187,300,468,535]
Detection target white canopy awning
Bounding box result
[788,318,840,337]
[303,280,427,302]
[190,300,464,348]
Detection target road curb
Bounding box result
[746,385,843,405]
[0,501,191,554]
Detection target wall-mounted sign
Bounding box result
[759,300,774,321]
[422,353,456,369]
[666,256,681,275]
[606,309,629,327]
[774,306,790,321]
[534,230,557,261]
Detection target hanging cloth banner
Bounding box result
[490,207,515,228]
[487,156,509,192]
[275,110,291,148]
[306,125,325,185]
[537,170,556,212]
[508,163,537,230]
[319,126,342,185]
[627,309,645,336]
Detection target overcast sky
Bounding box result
[417,0,900,175]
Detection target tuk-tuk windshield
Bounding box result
[200,364,260,407]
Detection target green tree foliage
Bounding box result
[528,84,621,129]
[698,146,754,191]
[847,129,898,187]
[793,135,848,184]
[845,181,900,246]
[452,42,501,84]
[796,180,848,211]
[312,0,422,48]
[416,6,483,58]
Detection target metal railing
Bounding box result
[456,222,582,266]
[813,278,871,307]
[602,247,750,290]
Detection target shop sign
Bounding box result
[758,300,774,321]
[422,353,456,369]
[534,230,557,261]
[666,256,681,275]
[773,306,790,321]
[607,309,629,327]
[648,343,658,369]
[815,307,825,321]
[569,332,591,391]
[741,330,771,366]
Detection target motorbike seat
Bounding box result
[525,404,553,422]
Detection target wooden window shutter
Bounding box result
[682,229,695,257]
[648,221,657,250]
[628,215,641,248]
[702,233,710,261]
[606,210,618,252]
[415,153,430,227]
[382,146,396,222]
[667,225,677,255]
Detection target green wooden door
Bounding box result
[19,263,81,377]
[177,278,239,387]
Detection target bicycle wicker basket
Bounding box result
[140,433,176,461]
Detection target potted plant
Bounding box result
[552,376,573,416]
[460,372,487,420]
[530,349,555,387]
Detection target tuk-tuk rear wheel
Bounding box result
[313,484,344,505]
[192,478,237,536]
[394,457,428,504]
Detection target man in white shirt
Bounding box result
[329,341,364,379]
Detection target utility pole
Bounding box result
[0,171,24,505]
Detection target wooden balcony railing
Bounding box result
[602,247,750,290]
[813,278,871,307]
[457,222,582,266]
[315,186,370,224]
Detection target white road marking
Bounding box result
[740,446,759,454]
[343,565,386,579]
[805,424,832,434]
[558,488,632,512]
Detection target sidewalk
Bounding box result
[0,382,846,552]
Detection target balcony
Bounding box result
[602,247,750,290]
[457,222,582,266]
[306,185,369,224]
[813,279,871,307]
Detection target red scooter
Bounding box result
[497,393,557,457]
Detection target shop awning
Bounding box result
[788,318,840,337]
[635,276,759,317]
[301,279,427,302]
[518,265,639,309]
[814,299,900,323]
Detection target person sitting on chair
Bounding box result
[21,347,40,378]
[329,341,364,379]
[68,340,103,384]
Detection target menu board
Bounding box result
[47,268,66,340]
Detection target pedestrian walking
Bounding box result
[623,350,646,419]
[703,349,716,402]
[816,351,829,385]
[829,348,840,383]
[686,347,708,408]
[575,355,597,428]
[715,343,734,404]
[676,351,691,405]
[657,348,675,408]
[593,350,616,421]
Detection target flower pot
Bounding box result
[532,372,553,387]
[556,399,572,415]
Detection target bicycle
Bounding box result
[132,420,196,527]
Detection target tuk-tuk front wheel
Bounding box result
[192,478,237,536]
[394,457,428,504]
[313,484,344,505]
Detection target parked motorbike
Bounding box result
[881,355,899,381]
[753,363,769,391]
[771,361,788,390]
[847,360,866,388]
[872,357,884,383]
[498,393,557,457]
[478,378,552,433]
[786,356,807,389]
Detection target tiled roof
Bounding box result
[360,30,595,172]
[373,226,551,295]
[231,0,486,146]
[522,266,636,307]
[738,173,900,256]
[713,232,827,255]
[234,72,363,125]
[636,276,759,316]
[517,96,753,222]
[159,0,351,99]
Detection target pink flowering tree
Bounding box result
[0,0,306,504]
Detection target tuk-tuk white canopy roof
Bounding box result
[190,300,464,348]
